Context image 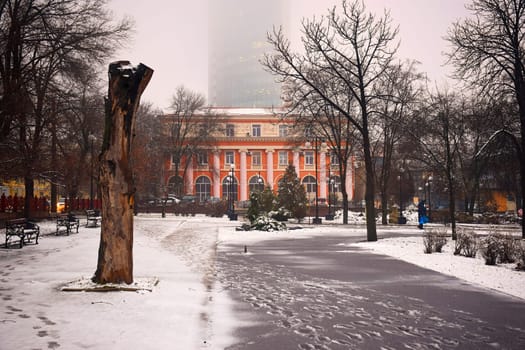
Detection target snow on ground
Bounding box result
[1,214,524,349]
[349,227,525,301]
[0,215,237,350]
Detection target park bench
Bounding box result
[56,214,80,236]
[85,209,101,228]
[5,218,40,248]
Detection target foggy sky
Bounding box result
[108,0,470,111]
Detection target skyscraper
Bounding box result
[208,0,289,107]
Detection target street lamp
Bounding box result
[313,137,322,224]
[426,176,433,222]
[326,166,335,221]
[257,172,264,192]
[88,134,96,210]
[397,168,406,224]
[229,164,237,220]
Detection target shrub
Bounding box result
[423,230,434,254]
[454,228,478,258]
[516,241,525,271]
[270,207,291,222]
[481,233,501,265]
[423,228,448,254]
[250,214,287,231]
[499,234,518,264]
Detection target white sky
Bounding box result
[107,0,470,111]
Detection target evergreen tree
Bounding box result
[277,164,307,220]
[246,191,261,224]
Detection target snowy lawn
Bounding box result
[350,226,525,301]
[0,215,236,350]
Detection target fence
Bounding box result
[0,194,101,214]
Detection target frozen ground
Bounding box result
[0,214,524,349]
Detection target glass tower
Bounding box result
[208,0,290,107]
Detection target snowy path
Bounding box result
[217,234,525,349]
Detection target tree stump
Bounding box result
[92,61,153,284]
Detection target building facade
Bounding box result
[163,108,356,205]
[208,0,289,107]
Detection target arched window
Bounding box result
[249,175,265,193]
[328,176,342,193]
[222,176,238,201]
[195,176,211,202]
[168,176,184,197]
[302,175,317,200]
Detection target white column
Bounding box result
[266,149,274,189]
[320,150,327,199]
[240,149,248,201]
[293,150,300,173]
[213,150,220,198]
[346,157,354,201]
[186,158,194,195]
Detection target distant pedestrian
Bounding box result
[418,200,427,229]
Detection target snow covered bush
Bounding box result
[250,214,287,231]
[498,234,518,264]
[481,233,501,265]
[516,241,525,271]
[423,228,447,254]
[269,207,291,222]
[454,228,478,258]
[480,232,520,266]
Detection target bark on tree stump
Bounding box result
[92,61,153,284]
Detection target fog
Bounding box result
[108,0,469,111]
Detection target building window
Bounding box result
[302,175,317,196]
[252,124,261,137]
[278,151,288,166]
[279,125,288,137]
[330,151,340,165]
[195,176,211,202]
[305,151,314,166]
[222,176,238,201]
[197,151,208,165]
[226,124,235,137]
[225,151,234,165]
[251,151,261,167]
[171,154,180,169]
[249,175,265,193]
[329,176,342,193]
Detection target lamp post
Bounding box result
[313,137,322,224]
[426,176,433,222]
[229,164,237,220]
[397,168,406,224]
[88,134,96,210]
[257,172,263,192]
[326,167,335,220]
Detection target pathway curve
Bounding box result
[217,235,525,349]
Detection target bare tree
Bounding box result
[162,86,222,199]
[447,0,525,237]
[132,102,164,206]
[372,60,424,225]
[279,79,359,224]
[410,89,466,239]
[262,0,399,240]
[0,0,131,217]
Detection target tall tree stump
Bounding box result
[92,61,153,284]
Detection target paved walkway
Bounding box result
[217,235,525,349]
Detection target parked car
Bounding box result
[180,195,197,204]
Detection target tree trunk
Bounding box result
[92,61,153,284]
[363,135,378,241]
